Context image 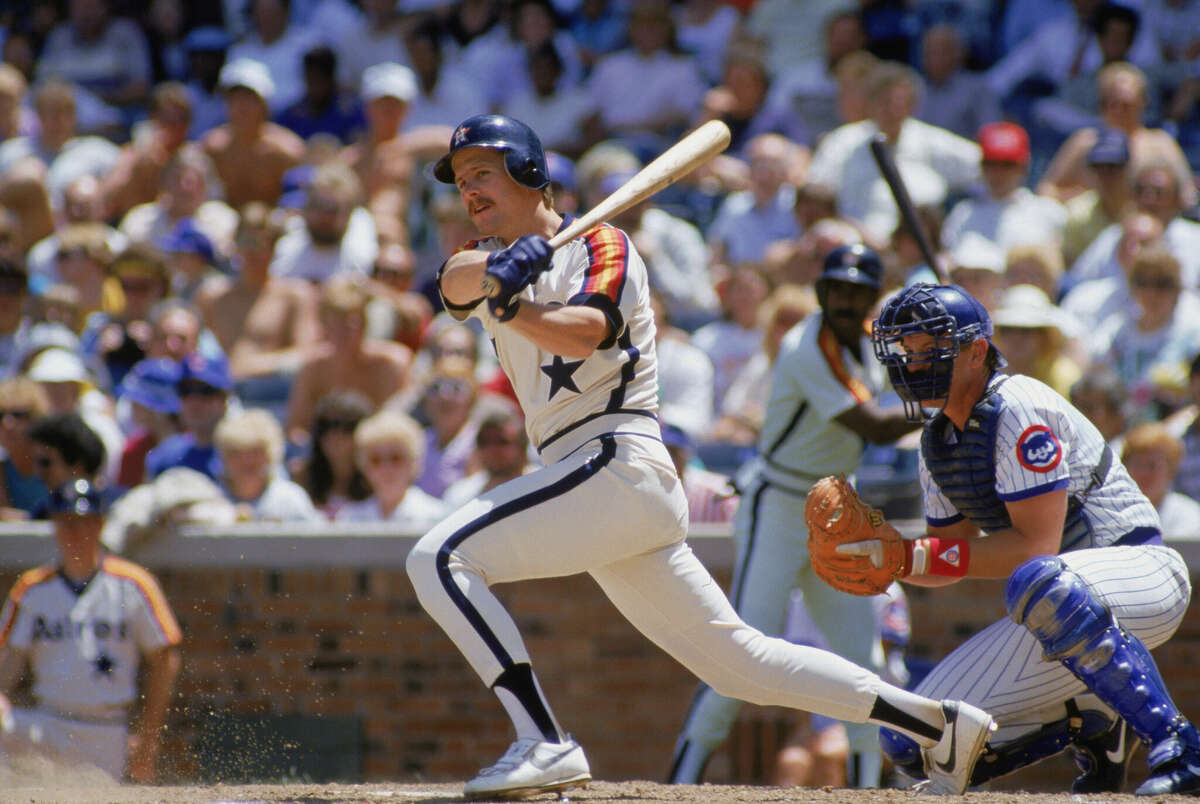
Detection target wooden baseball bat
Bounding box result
[868,133,948,285]
[482,120,732,297]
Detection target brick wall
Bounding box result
[0,528,1196,791]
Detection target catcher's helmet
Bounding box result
[819,243,884,290]
[434,114,549,190]
[871,283,1001,419]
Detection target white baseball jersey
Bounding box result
[919,374,1161,543]
[0,555,181,719]
[448,223,659,452]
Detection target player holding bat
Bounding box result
[406,113,997,800]
[805,282,1200,795]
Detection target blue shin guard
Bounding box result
[1007,556,1200,795]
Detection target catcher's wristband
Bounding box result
[904,537,969,578]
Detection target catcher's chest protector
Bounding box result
[922,391,1012,533]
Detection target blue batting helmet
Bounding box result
[819,243,884,290]
[434,114,549,190]
[871,283,1001,418]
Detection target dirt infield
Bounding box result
[2,780,1197,804]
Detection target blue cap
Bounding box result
[159,218,215,264]
[183,26,233,53]
[660,422,695,451]
[546,151,576,192]
[1087,128,1130,166]
[47,478,105,517]
[119,358,182,414]
[280,165,315,210]
[179,352,233,392]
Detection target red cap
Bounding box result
[978,122,1029,164]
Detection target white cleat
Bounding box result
[464,736,591,800]
[918,701,996,795]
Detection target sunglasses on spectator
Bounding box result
[178,381,224,397]
[0,409,32,421]
[365,450,409,467]
[1131,276,1180,291]
[428,379,473,399]
[320,418,359,433]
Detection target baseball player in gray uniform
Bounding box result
[406,114,997,800]
[857,282,1200,795]
[0,479,182,783]
[669,244,920,788]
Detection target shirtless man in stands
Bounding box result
[201,58,304,209]
[194,202,320,383]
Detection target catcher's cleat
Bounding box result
[917,701,996,795]
[1071,718,1131,793]
[464,735,591,800]
[1134,723,1200,796]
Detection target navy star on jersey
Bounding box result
[541,356,584,400]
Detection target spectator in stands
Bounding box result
[143,0,189,84]
[570,0,628,73]
[114,357,180,489]
[1122,421,1200,543]
[25,175,127,290]
[363,242,433,354]
[27,412,107,519]
[502,41,594,158]
[285,277,412,448]
[181,26,232,138]
[1127,159,1200,282]
[0,377,51,519]
[402,16,487,130]
[1070,367,1131,451]
[145,299,221,364]
[707,134,801,267]
[1038,62,1195,205]
[495,0,586,109]
[159,217,221,302]
[202,58,305,209]
[227,0,321,113]
[270,162,378,283]
[415,361,482,500]
[915,23,1002,141]
[0,477,182,783]
[763,216,862,288]
[84,243,171,388]
[992,284,1084,397]
[586,0,706,145]
[294,390,374,520]
[675,0,740,86]
[805,61,980,243]
[117,145,237,262]
[710,283,816,446]
[0,258,31,381]
[1062,210,1164,332]
[35,0,153,111]
[275,45,365,143]
[940,122,1067,252]
[884,202,946,288]
[1093,246,1200,419]
[662,422,737,524]
[145,352,233,480]
[336,409,447,526]
[1173,352,1200,502]
[442,407,532,509]
[195,201,319,413]
[0,64,31,143]
[651,288,715,439]
[215,408,318,522]
[691,264,769,408]
[1061,128,1133,268]
[947,232,1006,314]
[333,0,408,91]
[102,82,194,219]
[52,222,114,327]
[1004,242,1068,303]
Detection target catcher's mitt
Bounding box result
[805,475,906,596]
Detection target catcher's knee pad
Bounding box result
[1005,555,1186,753]
[879,728,923,778]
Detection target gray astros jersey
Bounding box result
[447,224,659,452]
[919,374,1160,546]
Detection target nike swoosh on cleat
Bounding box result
[530,746,579,772]
[1106,724,1127,764]
[935,709,958,773]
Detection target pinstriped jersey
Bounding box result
[920,373,1160,545]
[756,312,889,484]
[0,555,181,717]
[450,223,659,450]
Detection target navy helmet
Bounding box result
[819,243,884,290]
[434,114,549,190]
[871,283,1002,419]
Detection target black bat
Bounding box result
[868,133,948,284]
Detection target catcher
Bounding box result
[807,282,1200,796]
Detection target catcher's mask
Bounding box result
[434,114,549,190]
[871,283,1004,421]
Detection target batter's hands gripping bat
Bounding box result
[481,120,732,298]
[868,133,948,285]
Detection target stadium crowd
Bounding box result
[2,0,1200,788]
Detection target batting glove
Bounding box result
[484,234,553,320]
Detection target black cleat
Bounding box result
[1071,718,1130,793]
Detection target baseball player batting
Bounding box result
[669,244,921,788]
[405,114,996,800]
[809,282,1200,795]
[0,479,182,782]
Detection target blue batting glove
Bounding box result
[505,234,553,275]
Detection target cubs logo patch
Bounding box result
[1016,424,1062,473]
[938,545,960,567]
